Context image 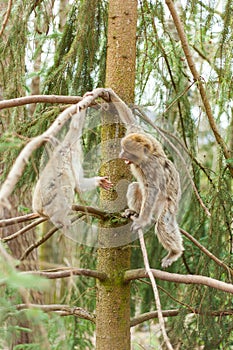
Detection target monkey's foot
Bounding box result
[161,251,183,268]
[122,209,139,219]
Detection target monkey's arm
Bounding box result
[70,140,112,192]
[123,182,142,218]
[75,174,112,192]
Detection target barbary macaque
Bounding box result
[105,89,183,267]
[119,132,184,268]
[32,109,112,230]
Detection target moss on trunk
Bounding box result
[96,1,137,349]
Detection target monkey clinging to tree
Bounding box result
[119,132,184,268]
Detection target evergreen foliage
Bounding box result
[0,0,232,348]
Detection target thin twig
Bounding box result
[2,217,46,242]
[0,0,13,37]
[0,212,39,227]
[20,213,86,261]
[0,205,109,261]
[165,0,233,177]
[0,205,108,228]
[180,228,233,278]
[161,81,196,115]
[138,228,174,350]
[19,224,59,261]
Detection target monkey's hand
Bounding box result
[122,209,139,219]
[98,176,113,190]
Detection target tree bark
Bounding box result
[105,0,137,104]
[96,1,137,349]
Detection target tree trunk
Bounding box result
[105,0,137,103]
[96,1,137,349]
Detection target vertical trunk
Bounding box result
[96,1,137,349]
[105,0,137,103]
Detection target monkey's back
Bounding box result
[32,145,75,221]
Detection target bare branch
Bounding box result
[17,302,232,327]
[72,205,109,220]
[131,310,179,327]
[180,228,233,277]
[16,303,95,323]
[165,0,233,177]
[0,212,39,227]
[19,213,86,261]
[19,224,59,261]
[0,0,13,37]
[0,206,110,260]
[130,309,233,327]
[0,95,82,110]
[0,88,110,210]
[2,217,46,242]
[124,268,233,294]
[0,205,108,228]
[138,228,174,350]
[21,267,107,281]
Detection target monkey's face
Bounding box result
[119,146,138,164]
[119,134,152,165]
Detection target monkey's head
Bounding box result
[119,133,154,165]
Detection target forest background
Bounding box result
[0,0,233,349]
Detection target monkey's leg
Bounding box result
[123,182,142,218]
[156,211,184,268]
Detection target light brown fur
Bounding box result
[119,132,184,268]
[33,110,112,230]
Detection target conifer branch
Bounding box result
[2,217,46,242]
[16,303,96,323]
[0,213,40,227]
[180,228,233,277]
[21,267,107,281]
[130,308,233,327]
[0,95,82,110]
[165,0,233,177]
[124,268,233,294]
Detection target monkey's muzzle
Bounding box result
[119,151,132,165]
